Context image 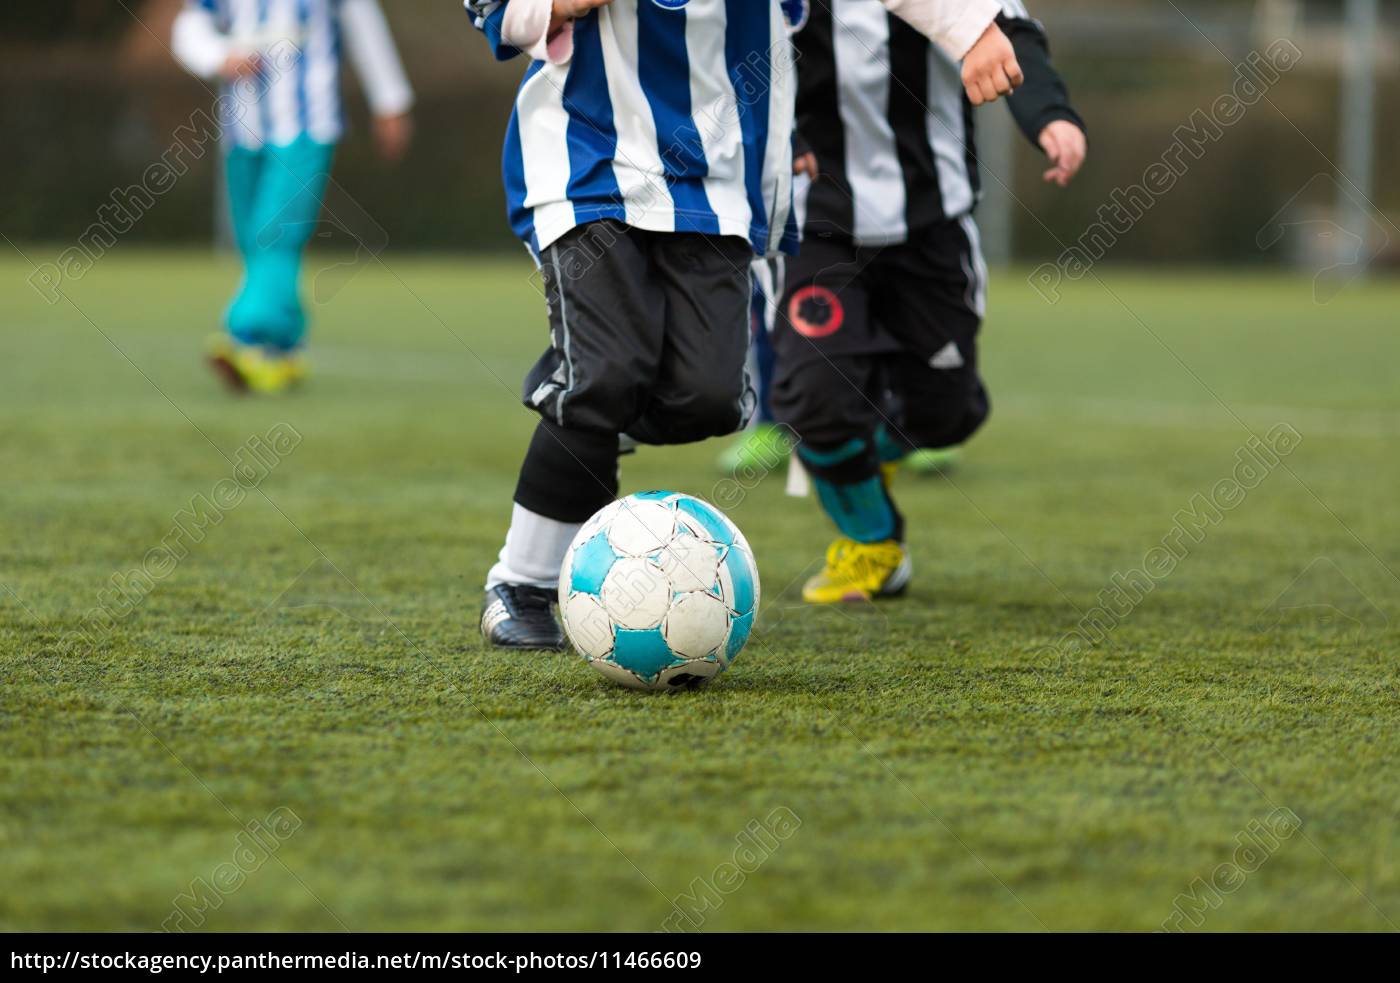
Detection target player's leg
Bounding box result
[218,137,335,392]
[482,221,665,650]
[628,232,754,447]
[223,145,283,349]
[773,352,912,603]
[207,143,264,391]
[245,138,335,350]
[224,145,263,265]
[870,217,990,467]
[769,240,911,603]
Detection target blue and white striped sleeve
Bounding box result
[464,0,523,62]
[172,0,229,79]
[342,0,416,115]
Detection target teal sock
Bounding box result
[224,136,336,351]
[798,440,899,543]
[812,474,897,543]
[874,425,910,464]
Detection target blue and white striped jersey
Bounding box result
[174,0,412,150]
[466,1,806,257]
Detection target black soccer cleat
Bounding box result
[480,583,567,651]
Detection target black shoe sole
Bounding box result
[484,637,570,653]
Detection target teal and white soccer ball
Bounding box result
[558,491,760,691]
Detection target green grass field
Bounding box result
[3,249,1398,932]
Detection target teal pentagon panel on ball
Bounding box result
[725,611,754,663]
[611,628,682,678]
[631,489,679,501]
[675,497,735,546]
[569,531,618,596]
[723,547,756,615]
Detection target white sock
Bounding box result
[484,503,582,590]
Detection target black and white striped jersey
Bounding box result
[793,0,1083,245]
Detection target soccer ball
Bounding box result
[558,491,760,691]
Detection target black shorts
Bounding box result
[524,220,755,445]
[770,217,990,452]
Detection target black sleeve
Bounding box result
[999,14,1085,149]
[792,129,812,161]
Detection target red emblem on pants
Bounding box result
[788,285,845,338]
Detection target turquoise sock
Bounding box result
[798,440,898,543]
[224,136,336,351]
[874,425,910,464]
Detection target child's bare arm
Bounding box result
[877,0,1023,104]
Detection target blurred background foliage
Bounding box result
[2,0,1397,263]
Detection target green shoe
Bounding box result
[904,447,962,476]
[717,423,792,475]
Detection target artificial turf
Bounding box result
[2,250,1398,931]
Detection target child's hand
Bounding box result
[550,0,612,36]
[961,22,1022,106]
[220,51,261,81]
[374,112,415,163]
[793,152,818,180]
[1038,121,1087,187]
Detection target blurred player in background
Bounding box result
[770,0,1086,604]
[465,0,1023,650]
[716,257,792,476]
[171,0,414,394]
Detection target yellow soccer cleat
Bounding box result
[207,335,306,394]
[282,351,309,386]
[802,537,912,604]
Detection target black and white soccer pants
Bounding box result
[514,219,757,524]
[769,215,991,543]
